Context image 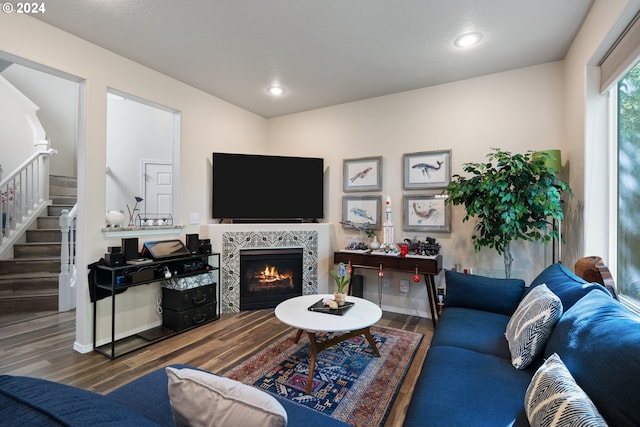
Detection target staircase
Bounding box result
[0,175,77,314]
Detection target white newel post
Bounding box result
[59,208,76,311]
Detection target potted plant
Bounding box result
[364,226,380,250]
[446,149,571,278]
[331,262,351,306]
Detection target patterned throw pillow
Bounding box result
[505,284,563,369]
[525,353,608,426]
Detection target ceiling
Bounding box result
[33,1,594,118]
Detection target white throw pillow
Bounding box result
[166,367,287,427]
[505,284,563,369]
[525,353,608,427]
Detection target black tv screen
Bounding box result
[212,153,324,221]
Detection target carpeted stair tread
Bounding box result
[0,256,61,262]
[0,289,58,298]
[0,271,59,280]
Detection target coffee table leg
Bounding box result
[294,328,303,343]
[363,327,381,357]
[306,332,318,394]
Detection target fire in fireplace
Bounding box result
[240,248,303,310]
[250,265,294,291]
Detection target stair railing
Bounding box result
[0,148,56,257]
[59,204,77,312]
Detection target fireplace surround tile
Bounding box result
[221,230,318,313]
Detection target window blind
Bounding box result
[600,11,640,92]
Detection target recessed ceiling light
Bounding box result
[454,32,482,48]
[267,86,285,96]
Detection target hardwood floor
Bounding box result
[0,309,433,426]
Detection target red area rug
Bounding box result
[224,325,422,427]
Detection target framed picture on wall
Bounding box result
[403,150,451,190]
[342,196,382,228]
[343,156,382,192]
[403,194,451,232]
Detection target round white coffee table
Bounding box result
[275,294,382,394]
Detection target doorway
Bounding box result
[106,91,180,220]
[142,160,173,216]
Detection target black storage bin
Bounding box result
[163,302,217,332]
[162,283,215,311]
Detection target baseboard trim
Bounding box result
[73,341,93,354]
[381,304,428,319]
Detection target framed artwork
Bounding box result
[403,150,451,190]
[343,156,382,192]
[403,194,451,232]
[342,196,382,229]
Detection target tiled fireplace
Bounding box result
[238,244,305,310]
[212,228,326,313]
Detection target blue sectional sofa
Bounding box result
[0,363,349,426]
[3,262,638,426]
[404,262,640,426]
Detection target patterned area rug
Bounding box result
[224,326,423,427]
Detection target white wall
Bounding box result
[2,63,79,177]
[268,62,565,314]
[0,74,44,175]
[0,13,268,351]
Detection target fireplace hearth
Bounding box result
[240,248,303,310]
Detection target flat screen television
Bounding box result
[212,152,324,222]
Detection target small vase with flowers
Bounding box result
[331,262,351,306]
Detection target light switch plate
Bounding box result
[189,213,200,224]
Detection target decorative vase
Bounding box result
[369,235,380,250]
[105,210,125,227]
[334,291,346,306]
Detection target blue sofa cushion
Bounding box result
[404,345,533,427]
[0,392,66,426]
[106,364,184,426]
[445,270,525,315]
[529,263,609,310]
[0,375,159,426]
[431,307,512,359]
[544,290,640,426]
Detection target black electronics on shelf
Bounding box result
[91,251,220,359]
[186,233,200,254]
[121,237,139,261]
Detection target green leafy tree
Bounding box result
[619,64,640,136]
[446,149,571,278]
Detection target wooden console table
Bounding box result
[334,252,442,328]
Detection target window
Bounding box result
[616,60,640,304]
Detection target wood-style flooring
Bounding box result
[0,309,433,427]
